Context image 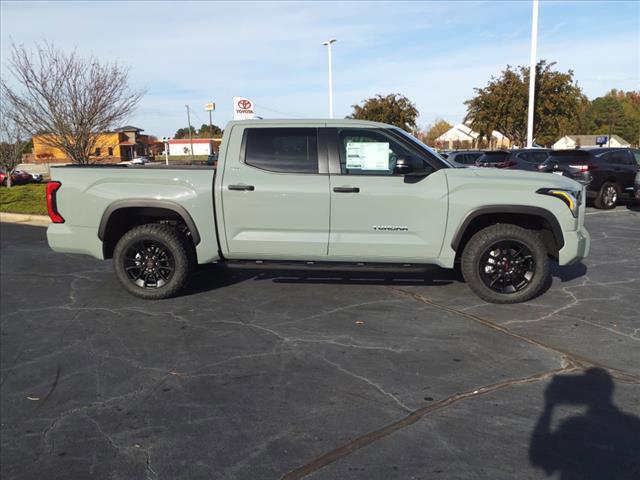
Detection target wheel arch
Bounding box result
[451,206,564,260]
[98,200,200,259]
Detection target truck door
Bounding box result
[327,128,448,263]
[220,126,330,260]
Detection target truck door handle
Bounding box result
[333,186,360,193]
[228,184,255,191]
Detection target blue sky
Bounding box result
[2,1,638,137]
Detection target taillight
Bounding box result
[569,164,597,172]
[496,160,516,168]
[46,181,64,223]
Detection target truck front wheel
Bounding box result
[113,224,192,299]
[461,224,550,304]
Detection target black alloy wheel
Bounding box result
[124,240,175,288]
[113,223,193,299]
[461,223,550,304]
[478,240,535,294]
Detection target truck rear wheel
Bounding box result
[461,224,549,304]
[113,224,192,299]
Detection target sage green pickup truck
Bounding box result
[46,119,590,303]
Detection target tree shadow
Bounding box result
[529,368,640,480]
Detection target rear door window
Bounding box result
[530,151,549,163]
[601,150,633,165]
[244,128,318,173]
[547,152,592,164]
[477,152,508,164]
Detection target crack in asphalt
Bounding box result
[386,287,640,384]
[278,286,640,479]
[280,362,579,480]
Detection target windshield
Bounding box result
[392,128,455,168]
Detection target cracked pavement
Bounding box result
[1,206,639,479]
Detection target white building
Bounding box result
[168,138,215,156]
[552,135,631,150]
[435,123,509,149]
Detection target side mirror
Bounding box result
[394,155,429,176]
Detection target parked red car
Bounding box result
[0,169,42,186]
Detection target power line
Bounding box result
[252,103,306,119]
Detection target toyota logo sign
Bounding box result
[233,97,256,120]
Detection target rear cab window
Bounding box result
[244,128,318,173]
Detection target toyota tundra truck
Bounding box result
[46,119,590,303]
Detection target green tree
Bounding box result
[465,60,585,147]
[421,119,453,146]
[587,90,640,146]
[197,123,222,138]
[173,126,197,139]
[347,93,419,132]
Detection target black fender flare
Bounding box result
[450,205,564,252]
[98,199,201,245]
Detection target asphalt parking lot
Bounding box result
[1,206,639,480]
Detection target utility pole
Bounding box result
[323,39,336,118]
[185,104,195,161]
[526,0,539,148]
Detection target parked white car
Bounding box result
[120,156,151,165]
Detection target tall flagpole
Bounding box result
[526,0,539,148]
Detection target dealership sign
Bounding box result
[233,97,255,120]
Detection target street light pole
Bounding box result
[526,0,539,148]
[163,137,169,165]
[322,39,336,119]
[185,104,195,161]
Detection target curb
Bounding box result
[0,212,50,227]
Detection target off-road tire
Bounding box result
[113,223,193,299]
[593,181,619,210]
[461,224,550,304]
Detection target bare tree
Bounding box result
[0,104,27,187]
[1,42,144,164]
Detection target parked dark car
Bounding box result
[475,150,511,168]
[446,150,483,166]
[504,148,551,171]
[475,149,550,170]
[206,153,218,167]
[538,148,640,209]
[0,169,41,186]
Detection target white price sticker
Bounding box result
[346,142,390,170]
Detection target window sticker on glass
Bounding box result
[346,142,390,170]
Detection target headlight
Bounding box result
[537,188,581,217]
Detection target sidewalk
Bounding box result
[0,212,50,227]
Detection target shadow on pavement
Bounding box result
[184,263,457,295]
[184,261,588,297]
[551,262,588,283]
[626,203,640,212]
[529,368,640,480]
